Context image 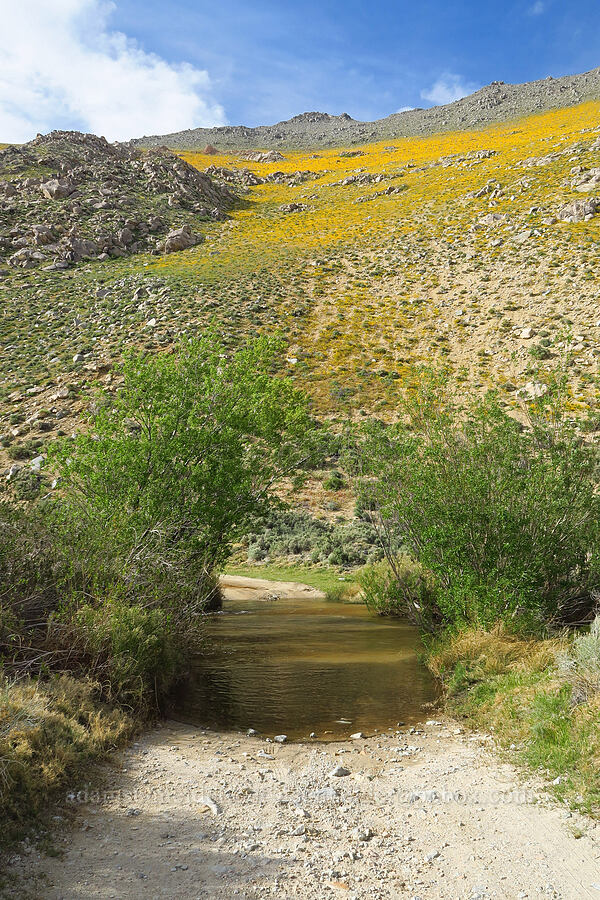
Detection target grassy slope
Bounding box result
[3,102,600,472]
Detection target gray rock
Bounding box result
[329,765,351,777]
[558,197,599,222]
[39,178,76,199]
[163,224,204,253]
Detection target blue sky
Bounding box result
[110,0,600,124]
[1,0,600,141]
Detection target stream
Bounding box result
[173,579,437,740]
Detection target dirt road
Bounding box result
[8,720,600,900]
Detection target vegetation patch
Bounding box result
[0,674,133,847]
[427,626,600,814]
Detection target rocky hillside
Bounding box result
[132,67,600,151]
[3,99,600,506]
[0,131,236,271]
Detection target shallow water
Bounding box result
[173,593,437,740]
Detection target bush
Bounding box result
[323,470,346,490]
[358,557,438,621]
[60,600,189,709]
[355,378,600,632]
[243,507,383,568]
[559,615,600,702]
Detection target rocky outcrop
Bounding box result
[162,224,204,253]
[0,130,236,270]
[557,197,599,222]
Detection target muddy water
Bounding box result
[174,590,437,740]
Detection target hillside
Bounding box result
[2,99,600,496]
[0,130,235,272]
[131,67,600,151]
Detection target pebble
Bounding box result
[329,766,351,778]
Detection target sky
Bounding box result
[1,0,600,142]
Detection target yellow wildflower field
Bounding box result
[140,101,600,412]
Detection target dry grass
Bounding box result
[0,674,133,845]
[427,627,564,679]
[427,628,600,814]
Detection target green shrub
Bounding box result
[359,557,438,621]
[355,375,600,631]
[323,470,346,490]
[68,600,185,708]
[560,615,600,702]
[244,507,382,568]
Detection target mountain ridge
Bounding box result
[130,66,600,151]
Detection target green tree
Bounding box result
[50,332,315,609]
[354,375,600,632]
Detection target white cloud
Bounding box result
[396,106,415,113]
[421,73,480,106]
[528,1,545,14]
[0,0,226,143]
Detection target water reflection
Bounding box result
[173,595,437,740]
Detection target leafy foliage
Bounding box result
[50,331,315,608]
[355,378,600,631]
[358,557,437,620]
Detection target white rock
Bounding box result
[329,766,351,778]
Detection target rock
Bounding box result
[518,381,548,400]
[239,149,285,163]
[246,728,259,736]
[352,827,374,842]
[68,236,100,260]
[280,202,309,213]
[257,750,274,759]
[520,327,535,339]
[479,212,509,227]
[273,734,287,743]
[350,732,365,739]
[329,766,351,778]
[204,144,218,155]
[557,197,599,222]
[163,224,204,253]
[39,178,76,199]
[8,248,48,268]
[571,167,600,192]
[30,456,44,472]
[31,224,55,245]
[426,849,441,862]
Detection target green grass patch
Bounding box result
[428,629,600,815]
[223,562,358,599]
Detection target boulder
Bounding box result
[31,224,55,246]
[39,178,76,199]
[163,224,204,253]
[557,198,599,223]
